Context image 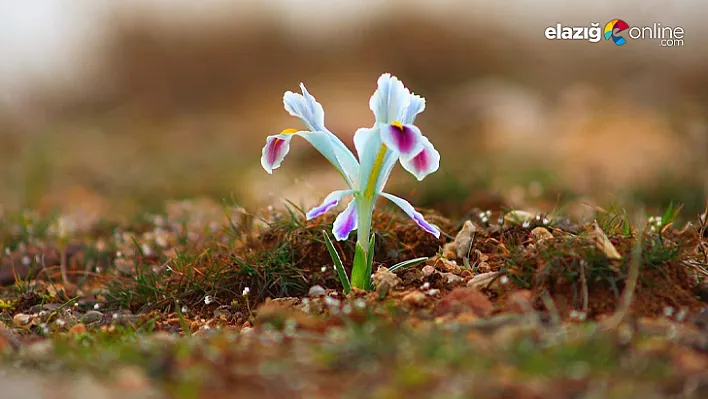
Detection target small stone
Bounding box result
[308,285,326,297]
[27,304,60,314]
[589,221,622,261]
[421,265,435,277]
[402,291,428,307]
[373,267,402,298]
[530,227,553,242]
[70,323,87,335]
[213,307,232,320]
[82,310,103,324]
[12,313,32,328]
[453,221,477,259]
[440,272,463,286]
[467,272,503,290]
[438,257,461,273]
[442,242,457,259]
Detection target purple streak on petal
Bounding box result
[411,148,430,172]
[260,135,291,174]
[306,199,338,220]
[412,213,440,238]
[379,192,440,239]
[267,138,286,165]
[332,200,358,241]
[306,190,353,220]
[400,136,440,181]
[380,123,423,157]
[388,124,417,153]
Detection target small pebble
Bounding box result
[530,227,553,242]
[82,310,103,324]
[12,314,32,328]
[214,307,232,319]
[441,272,463,285]
[308,285,326,297]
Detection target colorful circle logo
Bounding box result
[604,19,630,46]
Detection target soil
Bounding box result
[1,203,707,398]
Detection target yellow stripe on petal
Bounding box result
[280,128,299,135]
[364,145,388,199]
[391,120,403,130]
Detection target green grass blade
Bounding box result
[322,230,351,294]
[364,234,376,290]
[352,243,368,290]
[388,257,428,273]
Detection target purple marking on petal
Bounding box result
[336,214,356,238]
[388,124,418,154]
[332,201,358,241]
[267,138,286,165]
[413,213,440,238]
[306,199,338,220]
[379,192,439,239]
[261,135,292,174]
[411,148,430,172]
[399,136,439,181]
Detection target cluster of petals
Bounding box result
[261,74,441,241]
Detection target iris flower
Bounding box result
[261,73,440,289]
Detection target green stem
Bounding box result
[350,196,375,289]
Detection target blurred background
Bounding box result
[1,0,707,221]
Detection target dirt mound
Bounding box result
[477,224,706,319]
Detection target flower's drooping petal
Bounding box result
[401,93,426,125]
[399,136,440,181]
[261,129,299,174]
[332,199,358,241]
[379,192,440,238]
[283,84,326,132]
[369,73,410,124]
[261,129,359,187]
[380,122,424,158]
[306,189,354,220]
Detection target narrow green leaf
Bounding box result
[351,243,368,290]
[364,234,376,290]
[322,230,351,294]
[662,201,674,226]
[621,216,631,236]
[388,257,429,273]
